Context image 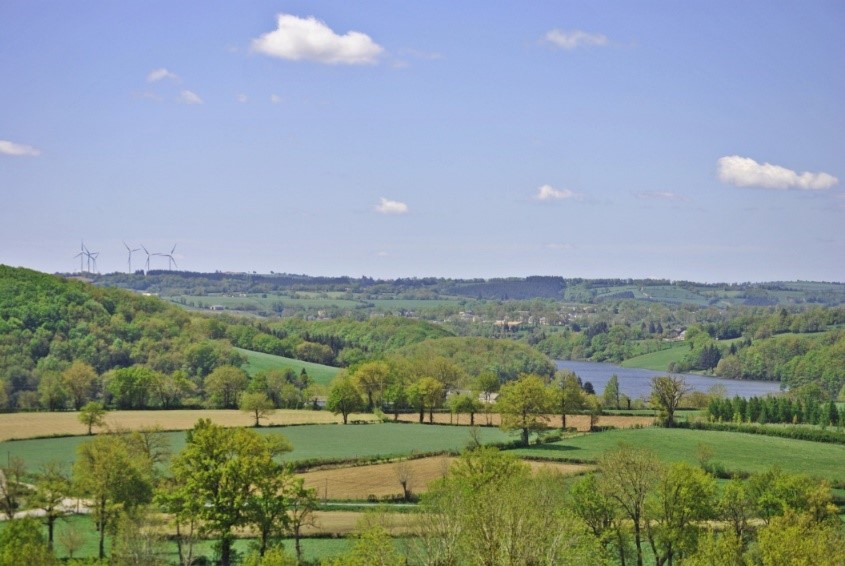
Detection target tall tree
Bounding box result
[496,374,551,445]
[407,377,445,424]
[602,374,621,410]
[551,370,585,429]
[327,374,365,424]
[597,444,663,566]
[77,400,107,435]
[352,361,390,411]
[73,434,153,559]
[650,376,692,427]
[62,361,98,410]
[166,419,292,566]
[239,391,276,427]
[30,461,71,548]
[204,365,248,409]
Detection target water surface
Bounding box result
[555,360,783,400]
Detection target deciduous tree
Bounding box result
[650,376,692,427]
[327,374,364,424]
[497,374,551,445]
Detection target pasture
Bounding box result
[236,347,341,384]
[0,422,511,471]
[511,427,845,482]
[394,412,655,431]
[620,343,687,371]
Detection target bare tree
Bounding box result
[395,459,416,502]
[650,375,693,427]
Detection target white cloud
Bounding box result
[717,155,838,191]
[535,184,581,201]
[252,14,384,65]
[237,94,248,103]
[543,29,608,50]
[179,90,204,105]
[147,68,179,82]
[0,140,40,157]
[634,191,690,202]
[375,197,408,214]
[270,94,283,104]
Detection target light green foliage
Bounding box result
[756,511,845,566]
[326,513,404,566]
[0,516,56,566]
[63,361,98,411]
[550,370,585,429]
[418,447,605,566]
[109,508,168,566]
[326,373,365,424]
[406,376,444,423]
[602,374,621,409]
[645,462,717,565]
[352,360,390,411]
[72,434,154,559]
[165,419,293,566]
[596,444,663,566]
[77,401,106,435]
[30,461,72,547]
[239,391,276,427]
[650,375,692,427]
[496,374,551,445]
[448,392,481,425]
[204,365,249,408]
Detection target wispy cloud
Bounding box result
[0,140,40,157]
[375,197,408,214]
[634,191,690,202]
[543,29,608,50]
[535,184,582,201]
[270,94,283,104]
[236,94,248,103]
[252,14,384,65]
[147,68,179,82]
[179,90,204,105]
[717,155,838,191]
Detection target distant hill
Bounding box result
[92,271,845,307]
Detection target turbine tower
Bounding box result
[141,245,152,274]
[124,241,141,273]
[163,243,178,270]
[73,241,85,273]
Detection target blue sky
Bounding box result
[1,1,843,282]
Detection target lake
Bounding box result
[555,360,783,400]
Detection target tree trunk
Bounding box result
[220,534,233,566]
[419,405,424,423]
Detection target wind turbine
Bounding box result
[141,245,152,274]
[124,242,141,273]
[73,241,85,273]
[163,243,178,270]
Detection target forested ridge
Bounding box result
[0,266,556,412]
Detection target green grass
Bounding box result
[0,514,354,562]
[511,427,845,482]
[1,423,511,471]
[237,347,340,385]
[621,343,687,371]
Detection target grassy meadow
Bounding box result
[511,427,845,482]
[620,343,687,371]
[0,422,510,471]
[237,347,341,385]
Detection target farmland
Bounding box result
[0,422,511,470]
[237,347,341,385]
[511,427,845,482]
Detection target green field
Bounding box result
[0,514,355,562]
[1,423,510,471]
[511,427,845,481]
[620,343,687,371]
[237,347,341,385]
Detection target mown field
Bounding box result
[511,427,845,481]
[236,347,341,384]
[299,456,591,500]
[0,422,511,471]
[0,409,375,442]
